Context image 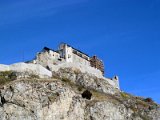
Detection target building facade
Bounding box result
[58,43,90,66]
[33,43,104,75]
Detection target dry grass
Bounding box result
[0,71,17,86]
[136,99,149,108]
[120,92,130,99]
[91,90,109,101]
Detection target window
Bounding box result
[68,54,71,58]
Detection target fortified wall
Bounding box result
[30,43,119,89]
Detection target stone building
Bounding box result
[32,43,104,75]
[58,43,90,66]
[32,47,61,67]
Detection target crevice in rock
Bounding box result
[9,86,14,92]
[1,96,6,106]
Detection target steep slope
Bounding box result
[0,68,160,120]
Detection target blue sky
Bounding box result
[0,0,160,103]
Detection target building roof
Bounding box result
[42,43,91,58]
[42,47,58,53]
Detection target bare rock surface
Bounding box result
[0,64,159,120]
[0,77,159,120]
[52,68,119,94]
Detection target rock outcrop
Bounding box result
[0,77,159,120]
[0,63,159,120]
[52,68,119,94]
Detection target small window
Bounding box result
[68,55,71,58]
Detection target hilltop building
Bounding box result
[58,43,90,66]
[32,43,104,75]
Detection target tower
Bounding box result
[58,43,73,62]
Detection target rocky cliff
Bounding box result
[0,67,160,120]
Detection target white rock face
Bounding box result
[0,63,52,78]
[0,62,119,89]
[46,62,119,89]
[0,80,159,120]
[0,80,84,120]
[88,102,132,120]
[52,68,119,95]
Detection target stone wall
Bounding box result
[72,54,90,66]
[0,63,52,78]
[34,50,61,67]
